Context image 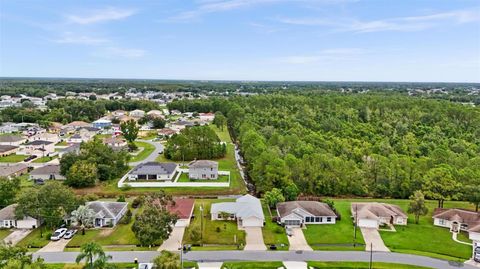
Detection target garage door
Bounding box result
[359,219,378,228]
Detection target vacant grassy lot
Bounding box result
[308,261,433,269]
[261,202,289,250]
[183,199,246,249]
[303,200,365,251]
[177,172,230,183]
[221,261,285,269]
[0,154,27,162]
[33,156,56,163]
[129,141,155,162]
[0,229,11,240]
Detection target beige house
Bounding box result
[277,201,337,227]
[351,202,408,229]
[0,145,18,157]
[18,140,55,156]
[0,164,28,178]
[29,132,60,144]
[432,208,480,233]
[0,135,26,146]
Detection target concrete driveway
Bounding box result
[283,261,308,269]
[158,227,185,251]
[38,238,71,252]
[244,227,266,250]
[287,228,312,251]
[360,228,390,252]
[3,229,32,246]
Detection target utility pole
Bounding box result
[179,241,183,269]
[199,205,204,246]
[369,243,373,269]
[353,204,357,247]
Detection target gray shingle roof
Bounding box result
[0,145,18,153]
[85,201,128,219]
[130,162,178,176]
[26,140,53,146]
[0,204,16,220]
[188,160,218,169]
[351,202,407,220]
[30,164,61,176]
[0,135,24,143]
[211,194,264,220]
[0,164,28,177]
[277,201,336,218]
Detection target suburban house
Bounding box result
[276,201,337,227]
[0,145,18,157]
[103,137,127,150]
[128,162,178,181]
[170,121,195,131]
[188,160,218,180]
[62,121,91,134]
[146,110,164,119]
[129,109,146,118]
[48,122,64,133]
[92,118,112,129]
[29,164,65,181]
[199,112,215,122]
[67,128,96,144]
[0,204,40,229]
[0,164,28,178]
[59,143,80,157]
[211,194,265,228]
[432,208,480,233]
[0,135,26,146]
[28,132,60,144]
[351,202,408,229]
[111,110,127,117]
[85,201,128,228]
[166,198,195,227]
[18,140,55,156]
[158,128,177,138]
[469,225,480,261]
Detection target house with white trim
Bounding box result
[351,202,408,229]
[128,162,178,181]
[85,201,128,228]
[277,201,337,227]
[0,204,39,229]
[211,194,264,227]
[432,208,480,233]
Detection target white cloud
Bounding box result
[93,47,146,59]
[52,32,108,45]
[277,8,480,33]
[278,48,367,64]
[67,7,136,25]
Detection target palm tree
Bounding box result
[153,250,180,269]
[76,242,112,269]
[71,205,95,235]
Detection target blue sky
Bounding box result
[1,0,479,82]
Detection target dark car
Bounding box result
[269,244,277,250]
[24,155,37,162]
[475,247,480,262]
[33,179,45,185]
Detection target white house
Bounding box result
[129,109,145,118]
[277,201,337,227]
[18,140,55,156]
[0,135,26,146]
[188,160,218,180]
[146,110,164,119]
[432,208,480,233]
[28,132,60,144]
[469,225,480,262]
[211,194,264,228]
[0,204,40,229]
[351,202,408,229]
[128,162,178,181]
[29,164,65,181]
[199,112,215,122]
[85,201,128,228]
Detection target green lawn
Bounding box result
[45,263,143,269]
[139,131,158,140]
[0,154,27,162]
[261,202,289,250]
[210,125,231,143]
[183,199,246,249]
[177,172,230,183]
[221,261,285,269]
[55,141,68,146]
[308,261,433,269]
[129,141,155,162]
[33,156,56,163]
[17,228,51,248]
[303,200,365,251]
[0,229,11,241]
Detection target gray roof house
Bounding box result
[351,202,408,229]
[85,201,128,228]
[211,194,264,227]
[188,160,218,180]
[0,135,26,146]
[128,162,178,181]
[29,164,65,181]
[277,201,337,227]
[0,164,28,178]
[0,204,39,229]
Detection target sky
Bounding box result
[1,0,479,82]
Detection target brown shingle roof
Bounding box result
[470,224,480,233]
[432,208,480,228]
[277,201,336,218]
[352,202,407,220]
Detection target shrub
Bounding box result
[117,195,126,202]
[120,184,132,191]
[216,227,221,233]
[121,209,132,224]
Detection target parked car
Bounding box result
[63,229,77,239]
[50,228,67,241]
[269,244,277,250]
[286,227,293,237]
[33,179,45,185]
[23,155,37,162]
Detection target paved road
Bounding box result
[33,250,478,269]
[129,140,164,166]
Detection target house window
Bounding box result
[315,217,321,222]
[326,217,332,222]
[438,219,446,225]
[306,217,312,223]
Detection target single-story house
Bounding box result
[18,140,55,156]
[351,202,408,229]
[103,137,127,150]
[28,132,60,144]
[0,164,28,178]
[48,122,64,133]
[29,164,65,181]
[85,201,128,228]
[277,201,337,227]
[62,121,91,134]
[469,225,480,261]
[0,204,39,229]
[146,110,164,119]
[199,112,215,122]
[170,121,195,131]
[188,160,218,180]
[128,162,178,181]
[211,194,264,228]
[112,110,127,117]
[158,128,177,138]
[129,109,145,118]
[59,143,80,157]
[0,135,26,146]
[432,208,480,233]
[66,132,94,144]
[0,145,18,157]
[92,118,112,129]
[166,199,195,227]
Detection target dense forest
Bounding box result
[169,93,480,208]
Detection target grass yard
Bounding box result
[33,156,56,163]
[177,172,230,183]
[303,200,365,251]
[183,199,246,249]
[0,154,27,163]
[17,228,51,248]
[221,261,285,269]
[139,131,158,140]
[55,141,68,146]
[45,263,138,269]
[0,229,11,240]
[210,125,231,143]
[261,202,289,250]
[307,261,433,269]
[129,141,155,162]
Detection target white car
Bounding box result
[286,227,293,237]
[63,229,77,239]
[50,228,68,241]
